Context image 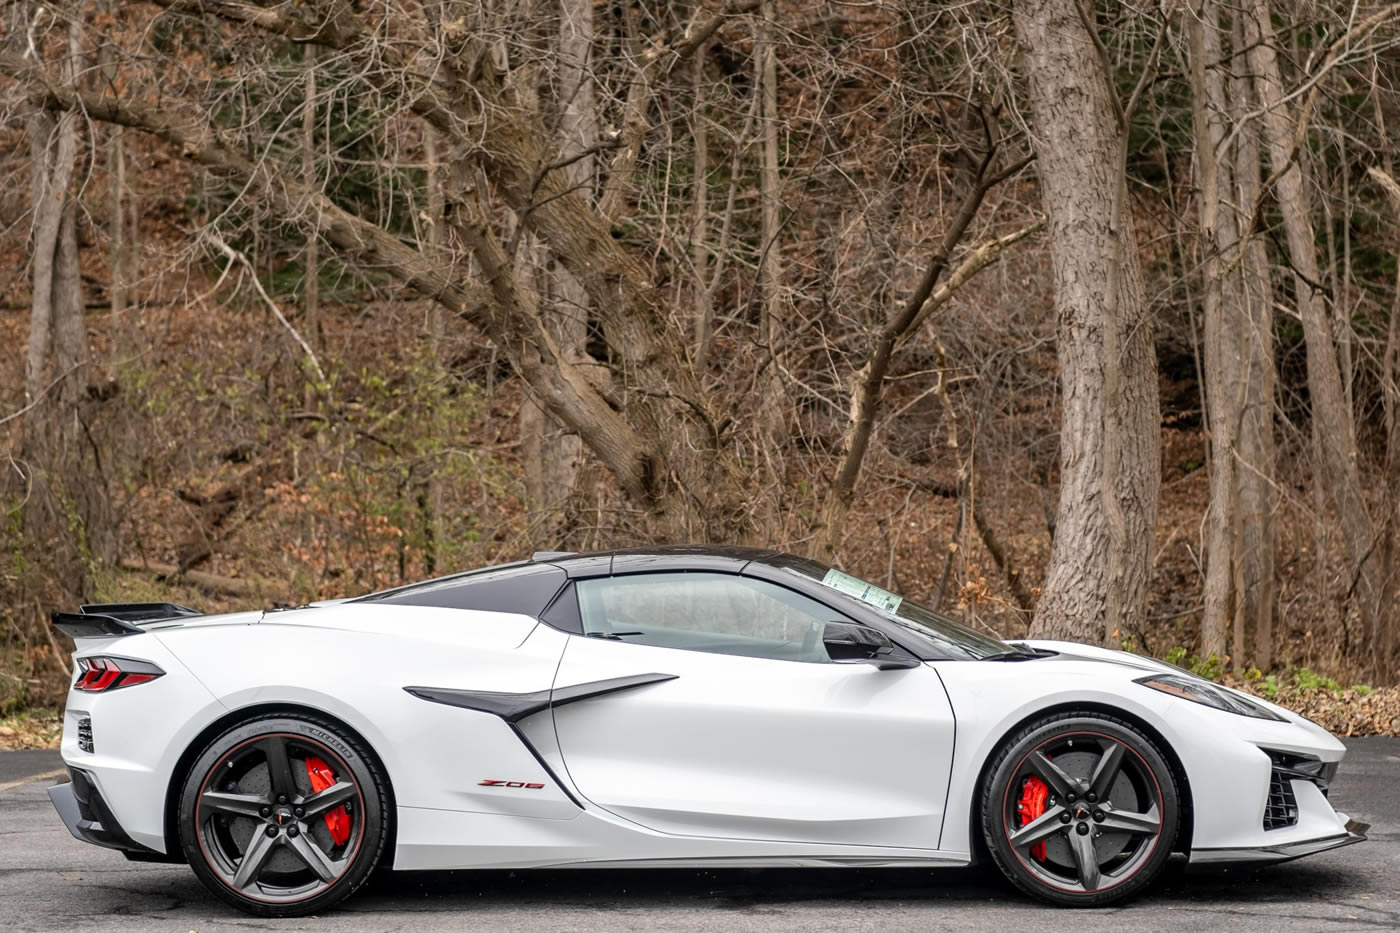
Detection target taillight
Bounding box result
[74,657,164,692]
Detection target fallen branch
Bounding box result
[118,557,272,599]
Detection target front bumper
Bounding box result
[1190,818,1369,864]
[48,768,182,864]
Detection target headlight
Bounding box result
[1136,673,1287,721]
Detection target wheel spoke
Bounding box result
[1008,805,1069,850]
[1098,803,1160,837]
[1088,741,1126,799]
[201,790,267,819]
[262,737,298,800]
[1068,828,1102,890]
[231,828,278,890]
[300,781,356,819]
[1028,751,1080,798]
[288,832,344,883]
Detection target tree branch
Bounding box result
[207,232,327,387]
[812,141,1034,558]
[597,0,759,218]
[1224,3,1400,278]
[0,49,669,512]
[155,0,690,387]
[896,220,1045,353]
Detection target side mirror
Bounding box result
[822,621,920,669]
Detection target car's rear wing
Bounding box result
[51,602,202,639]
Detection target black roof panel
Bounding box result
[355,546,796,613]
[541,545,782,578]
[355,562,566,616]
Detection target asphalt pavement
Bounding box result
[1,739,1396,932]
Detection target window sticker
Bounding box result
[820,569,903,613]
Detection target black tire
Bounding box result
[177,714,389,917]
[980,712,1179,906]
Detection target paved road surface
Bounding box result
[2,739,1395,932]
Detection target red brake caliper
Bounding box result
[305,756,351,846]
[1017,775,1050,861]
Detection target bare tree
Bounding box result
[97,13,127,366]
[1230,22,1278,672]
[1012,0,1161,644]
[301,43,319,364]
[1243,0,1383,674]
[521,0,596,544]
[1187,0,1243,661]
[19,7,88,476]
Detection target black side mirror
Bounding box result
[822,621,920,669]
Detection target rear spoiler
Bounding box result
[52,602,202,639]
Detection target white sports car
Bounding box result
[48,547,1366,916]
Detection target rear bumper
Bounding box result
[48,769,182,864]
[1189,818,1369,865]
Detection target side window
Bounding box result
[575,573,841,662]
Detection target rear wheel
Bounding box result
[981,713,1179,906]
[178,714,388,917]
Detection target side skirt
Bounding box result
[542,855,972,870]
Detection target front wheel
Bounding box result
[981,713,1179,906]
[178,714,389,917]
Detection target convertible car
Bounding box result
[48,546,1365,916]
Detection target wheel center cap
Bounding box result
[1075,806,1089,821]
[273,807,294,827]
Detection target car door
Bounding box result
[549,571,956,851]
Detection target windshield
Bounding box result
[756,553,1017,660]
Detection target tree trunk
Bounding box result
[691,43,714,368]
[99,31,126,366]
[1369,121,1400,685]
[52,188,86,429]
[26,108,61,418]
[23,18,85,462]
[302,43,320,368]
[756,0,786,451]
[424,121,445,574]
[521,0,594,544]
[1232,14,1277,671]
[1013,0,1160,645]
[1188,1,1243,662]
[1244,0,1380,666]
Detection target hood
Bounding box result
[1021,639,1321,730]
[1021,640,1179,675]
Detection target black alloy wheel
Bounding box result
[982,713,1179,906]
[178,714,389,916]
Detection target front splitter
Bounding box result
[1189,818,1369,865]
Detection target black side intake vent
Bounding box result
[77,717,93,754]
[1262,749,1335,830]
[1263,767,1298,830]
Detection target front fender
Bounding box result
[932,657,1346,856]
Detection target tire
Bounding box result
[177,714,390,917]
[980,712,1179,907]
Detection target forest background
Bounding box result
[3,0,1400,744]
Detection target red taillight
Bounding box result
[74,656,164,692]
